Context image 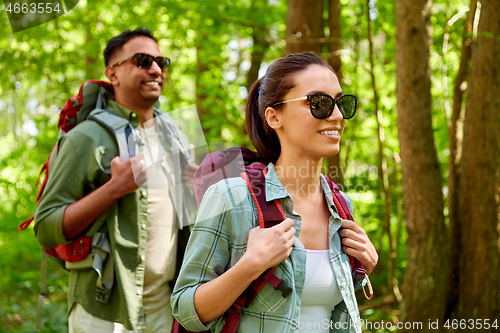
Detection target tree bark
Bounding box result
[446,0,477,320]
[396,0,450,328]
[366,0,396,299]
[328,0,343,83]
[285,0,324,55]
[327,0,344,186]
[196,45,209,136]
[458,0,500,323]
[246,25,270,92]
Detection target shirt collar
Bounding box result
[264,162,338,214]
[107,100,141,127]
[264,163,289,202]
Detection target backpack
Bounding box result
[172,147,372,333]
[18,80,140,332]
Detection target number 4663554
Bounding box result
[5,2,62,14]
[443,319,498,330]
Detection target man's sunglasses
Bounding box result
[273,93,357,120]
[111,53,171,72]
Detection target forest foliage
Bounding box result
[0,0,488,331]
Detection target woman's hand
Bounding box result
[243,218,296,279]
[192,218,296,324]
[338,220,378,274]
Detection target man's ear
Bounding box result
[105,66,119,86]
[265,106,282,130]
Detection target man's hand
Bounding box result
[63,154,146,240]
[109,154,147,198]
[338,220,378,274]
[243,218,296,278]
[182,163,199,192]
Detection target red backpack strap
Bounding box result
[323,175,373,299]
[219,169,291,333]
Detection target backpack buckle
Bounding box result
[352,268,366,289]
[219,150,230,157]
[275,281,292,298]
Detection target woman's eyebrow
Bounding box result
[305,90,344,98]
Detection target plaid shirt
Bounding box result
[171,164,362,333]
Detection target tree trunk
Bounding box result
[446,0,477,320]
[366,0,396,299]
[327,0,344,186]
[285,0,324,55]
[196,45,209,136]
[458,0,500,323]
[246,25,270,92]
[396,0,450,329]
[328,0,343,83]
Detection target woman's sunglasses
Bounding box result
[273,93,357,120]
[111,53,171,72]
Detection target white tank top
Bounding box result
[298,249,343,333]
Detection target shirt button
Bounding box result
[141,190,147,197]
[137,289,142,295]
[340,282,346,289]
[141,223,147,230]
[330,249,333,254]
[131,113,137,118]
[140,255,145,261]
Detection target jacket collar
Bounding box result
[264,162,338,215]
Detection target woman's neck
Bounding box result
[275,154,324,201]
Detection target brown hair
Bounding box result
[245,52,333,164]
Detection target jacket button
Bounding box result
[137,289,142,295]
[141,223,147,230]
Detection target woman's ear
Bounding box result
[265,107,282,130]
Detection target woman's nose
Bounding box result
[326,102,344,122]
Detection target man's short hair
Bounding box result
[103,27,158,66]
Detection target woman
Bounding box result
[171,53,378,333]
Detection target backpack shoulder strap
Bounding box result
[323,175,353,220]
[239,165,285,228]
[323,175,373,298]
[88,109,136,161]
[218,167,292,333]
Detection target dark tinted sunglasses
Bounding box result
[111,53,171,72]
[273,93,357,120]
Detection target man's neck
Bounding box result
[115,98,155,127]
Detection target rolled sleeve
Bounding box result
[172,283,210,331]
[34,134,88,249]
[34,204,69,248]
[171,184,233,331]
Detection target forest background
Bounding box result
[1,0,499,332]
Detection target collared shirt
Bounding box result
[34,100,193,330]
[171,163,362,333]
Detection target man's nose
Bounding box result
[148,60,163,75]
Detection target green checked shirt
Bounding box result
[34,100,194,330]
[171,164,362,333]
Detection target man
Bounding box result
[34,27,198,332]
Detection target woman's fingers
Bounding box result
[339,219,378,274]
[338,228,365,243]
